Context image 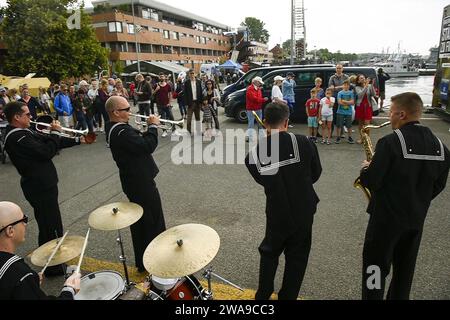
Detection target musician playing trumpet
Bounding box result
[105,96,166,273]
[3,102,86,277]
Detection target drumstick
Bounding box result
[40,231,69,274]
[252,111,265,129]
[76,228,90,274]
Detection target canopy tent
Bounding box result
[0,75,51,97]
[123,61,189,82]
[219,60,242,70]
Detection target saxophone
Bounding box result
[354,121,391,202]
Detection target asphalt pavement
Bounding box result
[1,106,449,300]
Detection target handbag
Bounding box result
[172,91,178,99]
[371,96,380,116]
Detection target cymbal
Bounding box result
[31,236,85,267]
[143,224,220,278]
[88,202,143,231]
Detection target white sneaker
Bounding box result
[161,131,168,138]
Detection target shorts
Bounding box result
[308,117,318,128]
[336,114,352,129]
[321,115,333,123]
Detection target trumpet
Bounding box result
[129,113,184,131]
[30,115,96,144]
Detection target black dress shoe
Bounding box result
[137,267,146,273]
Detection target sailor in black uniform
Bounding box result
[360,92,450,300]
[105,96,166,272]
[0,201,80,300]
[245,103,322,300]
[3,101,83,276]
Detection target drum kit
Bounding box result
[30,202,243,300]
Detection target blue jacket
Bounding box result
[282,79,296,101]
[54,93,73,116]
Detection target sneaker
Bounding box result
[161,131,168,138]
[321,139,326,144]
[348,137,355,144]
[326,140,331,145]
[335,137,341,144]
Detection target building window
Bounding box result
[142,9,150,19]
[172,31,179,40]
[108,21,123,33]
[127,24,135,34]
[140,44,152,53]
[163,30,170,39]
[196,36,200,43]
[201,37,206,44]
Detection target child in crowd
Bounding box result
[314,77,325,100]
[201,97,213,141]
[319,88,335,145]
[336,80,355,144]
[305,89,320,142]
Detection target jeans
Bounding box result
[178,100,187,117]
[75,112,87,131]
[158,105,174,132]
[246,110,263,139]
[285,97,295,117]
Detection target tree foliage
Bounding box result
[240,17,270,44]
[0,0,109,82]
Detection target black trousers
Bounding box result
[256,221,313,300]
[362,217,423,300]
[23,185,65,275]
[124,183,166,270]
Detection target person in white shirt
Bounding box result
[318,88,335,145]
[271,76,288,107]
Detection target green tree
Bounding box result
[0,0,109,82]
[240,17,270,44]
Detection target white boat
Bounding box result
[374,57,419,77]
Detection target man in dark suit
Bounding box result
[245,103,322,300]
[183,69,203,134]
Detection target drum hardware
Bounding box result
[117,229,132,288]
[202,266,244,300]
[88,203,144,290]
[129,113,184,131]
[75,270,126,300]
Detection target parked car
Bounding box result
[224,66,379,123]
[220,64,335,105]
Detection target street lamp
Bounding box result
[131,0,141,73]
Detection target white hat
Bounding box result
[252,76,264,84]
[79,80,88,86]
[274,76,285,82]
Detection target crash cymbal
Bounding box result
[31,236,85,267]
[88,202,143,231]
[143,224,220,278]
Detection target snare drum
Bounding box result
[75,271,125,300]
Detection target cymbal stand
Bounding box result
[116,229,132,289]
[202,266,244,300]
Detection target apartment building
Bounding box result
[90,0,233,72]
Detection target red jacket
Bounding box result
[246,85,266,111]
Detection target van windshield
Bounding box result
[238,70,265,88]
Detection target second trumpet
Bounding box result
[129,113,184,130]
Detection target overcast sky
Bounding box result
[0,0,446,55]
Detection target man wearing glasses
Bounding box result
[0,201,80,299]
[3,101,84,277]
[105,96,166,273]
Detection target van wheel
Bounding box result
[235,106,248,123]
